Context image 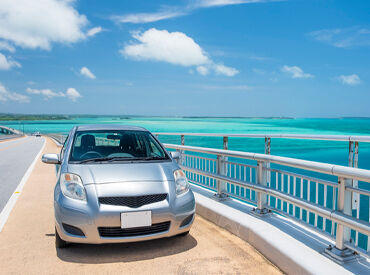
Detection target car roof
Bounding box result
[75,124,149,132]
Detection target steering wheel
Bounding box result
[80,151,103,159]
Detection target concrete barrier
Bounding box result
[191,184,368,275]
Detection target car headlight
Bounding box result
[60,173,86,201]
[174,170,189,196]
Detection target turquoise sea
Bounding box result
[2,116,370,249]
[3,116,370,169]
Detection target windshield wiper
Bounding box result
[79,156,167,163]
[79,156,132,163]
[142,156,167,160]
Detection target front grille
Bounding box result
[99,194,168,208]
[98,222,171,238]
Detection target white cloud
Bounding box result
[214,64,239,76]
[26,87,82,101]
[195,0,263,8]
[0,41,15,52]
[26,87,64,98]
[113,11,185,24]
[281,65,313,79]
[121,28,238,76]
[338,74,361,86]
[0,0,99,50]
[0,53,21,70]
[0,83,29,103]
[122,28,209,66]
[196,65,209,75]
[113,0,278,24]
[66,88,81,101]
[80,67,96,79]
[309,27,370,48]
[87,26,103,37]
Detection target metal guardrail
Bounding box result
[155,132,370,170]
[0,126,23,135]
[164,143,370,260]
[155,132,370,142]
[47,134,67,145]
[0,126,24,140]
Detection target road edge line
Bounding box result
[0,137,46,232]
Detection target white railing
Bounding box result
[47,134,67,145]
[164,143,370,259]
[155,132,370,142]
[155,132,370,171]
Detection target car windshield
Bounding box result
[69,130,169,163]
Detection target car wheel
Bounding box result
[55,227,68,248]
[178,231,190,237]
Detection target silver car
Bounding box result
[42,125,195,248]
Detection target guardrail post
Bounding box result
[179,135,185,165]
[223,136,228,150]
[223,136,229,187]
[349,141,359,210]
[255,161,269,215]
[176,149,182,165]
[214,154,228,200]
[264,137,271,202]
[264,137,271,155]
[325,177,357,262]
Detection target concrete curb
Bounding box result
[47,135,63,147]
[191,185,358,275]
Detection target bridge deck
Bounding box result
[0,136,44,212]
[0,138,281,274]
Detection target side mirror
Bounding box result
[42,153,60,164]
[170,151,181,160]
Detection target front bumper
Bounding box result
[54,184,196,244]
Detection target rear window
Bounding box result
[69,130,169,162]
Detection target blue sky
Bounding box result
[0,0,369,117]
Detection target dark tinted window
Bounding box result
[69,130,168,162]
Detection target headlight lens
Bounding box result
[174,169,189,196]
[60,173,86,201]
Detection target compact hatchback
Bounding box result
[42,125,195,248]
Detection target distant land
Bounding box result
[1,113,370,121]
[0,113,71,121]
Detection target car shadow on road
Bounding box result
[57,234,197,264]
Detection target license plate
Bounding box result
[121,211,152,229]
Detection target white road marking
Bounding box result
[0,137,46,232]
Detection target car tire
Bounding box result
[178,231,190,237]
[55,227,68,248]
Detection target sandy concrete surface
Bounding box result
[0,138,282,275]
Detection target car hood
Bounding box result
[66,161,176,185]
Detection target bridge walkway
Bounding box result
[0,138,281,274]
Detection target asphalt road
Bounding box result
[0,136,45,212]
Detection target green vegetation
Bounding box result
[0,113,71,121]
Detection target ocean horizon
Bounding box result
[2,116,370,169]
